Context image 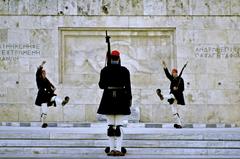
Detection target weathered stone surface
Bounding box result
[0,0,239,16]
[29,0,58,15]
[193,29,229,44]
[0,104,19,122]
[101,0,143,15]
[231,0,240,15]
[143,0,166,15]
[182,104,206,124]
[85,104,98,122]
[151,104,172,123]
[9,0,29,15]
[0,0,8,15]
[167,0,190,15]
[184,90,208,105]
[0,29,8,42]
[58,0,77,15]
[205,104,240,124]
[0,0,239,125]
[139,105,153,122]
[45,106,64,122]
[18,105,40,122]
[191,0,231,15]
[0,88,7,103]
[63,104,85,122]
[77,0,102,15]
[8,29,30,43]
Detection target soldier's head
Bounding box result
[41,70,46,79]
[172,68,178,78]
[110,50,120,65]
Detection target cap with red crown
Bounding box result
[111,50,120,56]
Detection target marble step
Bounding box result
[0,127,240,158]
[0,147,240,156]
[1,140,240,148]
[1,122,237,128]
[1,154,240,159]
[0,128,240,140]
[0,133,240,140]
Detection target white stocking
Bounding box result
[116,127,123,151]
[105,115,127,151]
[115,115,126,151]
[51,96,63,106]
[106,115,116,151]
[171,104,182,125]
[40,103,48,124]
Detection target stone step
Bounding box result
[0,127,240,140]
[0,127,240,158]
[1,140,240,148]
[0,147,240,156]
[0,133,240,140]
[1,154,240,159]
[1,122,237,128]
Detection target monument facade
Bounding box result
[0,0,239,125]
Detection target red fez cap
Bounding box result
[111,50,120,56]
[172,68,178,74]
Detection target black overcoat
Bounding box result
[97,64,132,115]
[35,66,56,106]
[164,68,185,105]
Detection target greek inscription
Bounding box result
[195,45,240,59]
[0,43,41,62]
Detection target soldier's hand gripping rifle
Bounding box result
[105,30,111,66]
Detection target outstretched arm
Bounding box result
[162,60,173,81]
[40,61,46,67]
[36,61,46,77]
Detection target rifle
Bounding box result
[177,61,188,89]
[178,61,188,78]
[105,30,111,66]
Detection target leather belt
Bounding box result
[107,86,125,90]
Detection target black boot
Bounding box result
[156,89,164,100]
[42,123,48,128]
[121,147,127,154]
[62,96,70,106]
[105,147,110,153]
[174,124,182,129]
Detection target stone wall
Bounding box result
[0,0,239,124]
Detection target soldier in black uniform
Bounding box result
[98,50,132,156]
[157,60,186,129]
[35,61,70,128]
